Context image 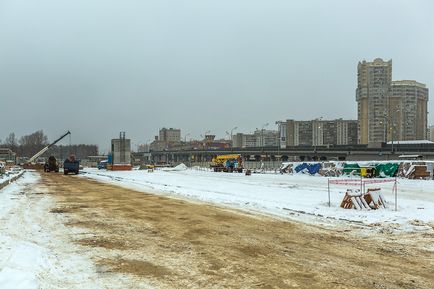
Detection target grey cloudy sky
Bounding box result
[1,0,433,152]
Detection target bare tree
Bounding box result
[19,130,48,147]
[4,132,18,150]
[18,130,49,157]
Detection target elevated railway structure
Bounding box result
[149,143,434,164]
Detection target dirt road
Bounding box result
[42,173,433,289]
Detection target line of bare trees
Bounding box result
[0,130,98,159]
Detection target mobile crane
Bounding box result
[23,131,71,170]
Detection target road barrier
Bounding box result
[328,177,398,211]
[0,171,25,190]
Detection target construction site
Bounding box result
[1,1,434,288]
[0,130,433,289]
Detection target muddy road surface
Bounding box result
[41,173,433,289]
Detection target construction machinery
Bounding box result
[210,154,243,172]
[44,156,59,172]
[64,155,80,175]
[97,160,108,170]
[23,131,71,170]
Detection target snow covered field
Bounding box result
[0,172,113,289]
[82,168,434,232]
[1,169,432,288]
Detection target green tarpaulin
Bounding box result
[374,163,399,177]
[343,163,360,175]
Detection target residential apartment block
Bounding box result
[159,127,181,142]
[356,58,428,144]
[356,58,393,144]
[232,130,279,148]
[390,80,428,140]
[150,127,181,151]
[278,119,358,148]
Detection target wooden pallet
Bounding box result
[408,165,430,179]
[108,164,132,171]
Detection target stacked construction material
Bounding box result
[318,162,341,177]
[397,162,412,177]
[407,165,430,179]
[340,188,386,210]
[279,162,293,174]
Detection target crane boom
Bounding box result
[27,131,71,163]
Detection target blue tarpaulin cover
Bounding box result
[294,163,321,175]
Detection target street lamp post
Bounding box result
[225,126,237,150]
[390,109,400,154]
[183,133,190,152]
[261,123,269,151]
[378,119,385,144]
[313,117,323,160]
[275,121,283,160]
[184,133,190,143]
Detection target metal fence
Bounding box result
[190,161,282,171]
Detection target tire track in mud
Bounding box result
[45,174,434,289]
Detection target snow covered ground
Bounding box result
[0,169,23,188]
[0,169,432,287]
[0,171,114,289]
[82,168,434,232]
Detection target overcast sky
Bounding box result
[1,0,433,152]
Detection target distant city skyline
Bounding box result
[1,0,433,152]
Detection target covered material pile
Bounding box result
[342,163,360,175]
[294,163,321,175]
[374,163,399,178]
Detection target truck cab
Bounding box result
[64,155,80,175]
[98,160,108,170]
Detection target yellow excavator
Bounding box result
[210,154,243,173]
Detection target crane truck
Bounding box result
[23,131,71,170]
[210,154,243,172]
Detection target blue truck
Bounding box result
[97,160,108,170]
[64,156,80,175]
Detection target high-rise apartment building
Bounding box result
[390,80,428,140]
[356,58,429,144]
[429,125,434,142]
[356,58,392,144]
